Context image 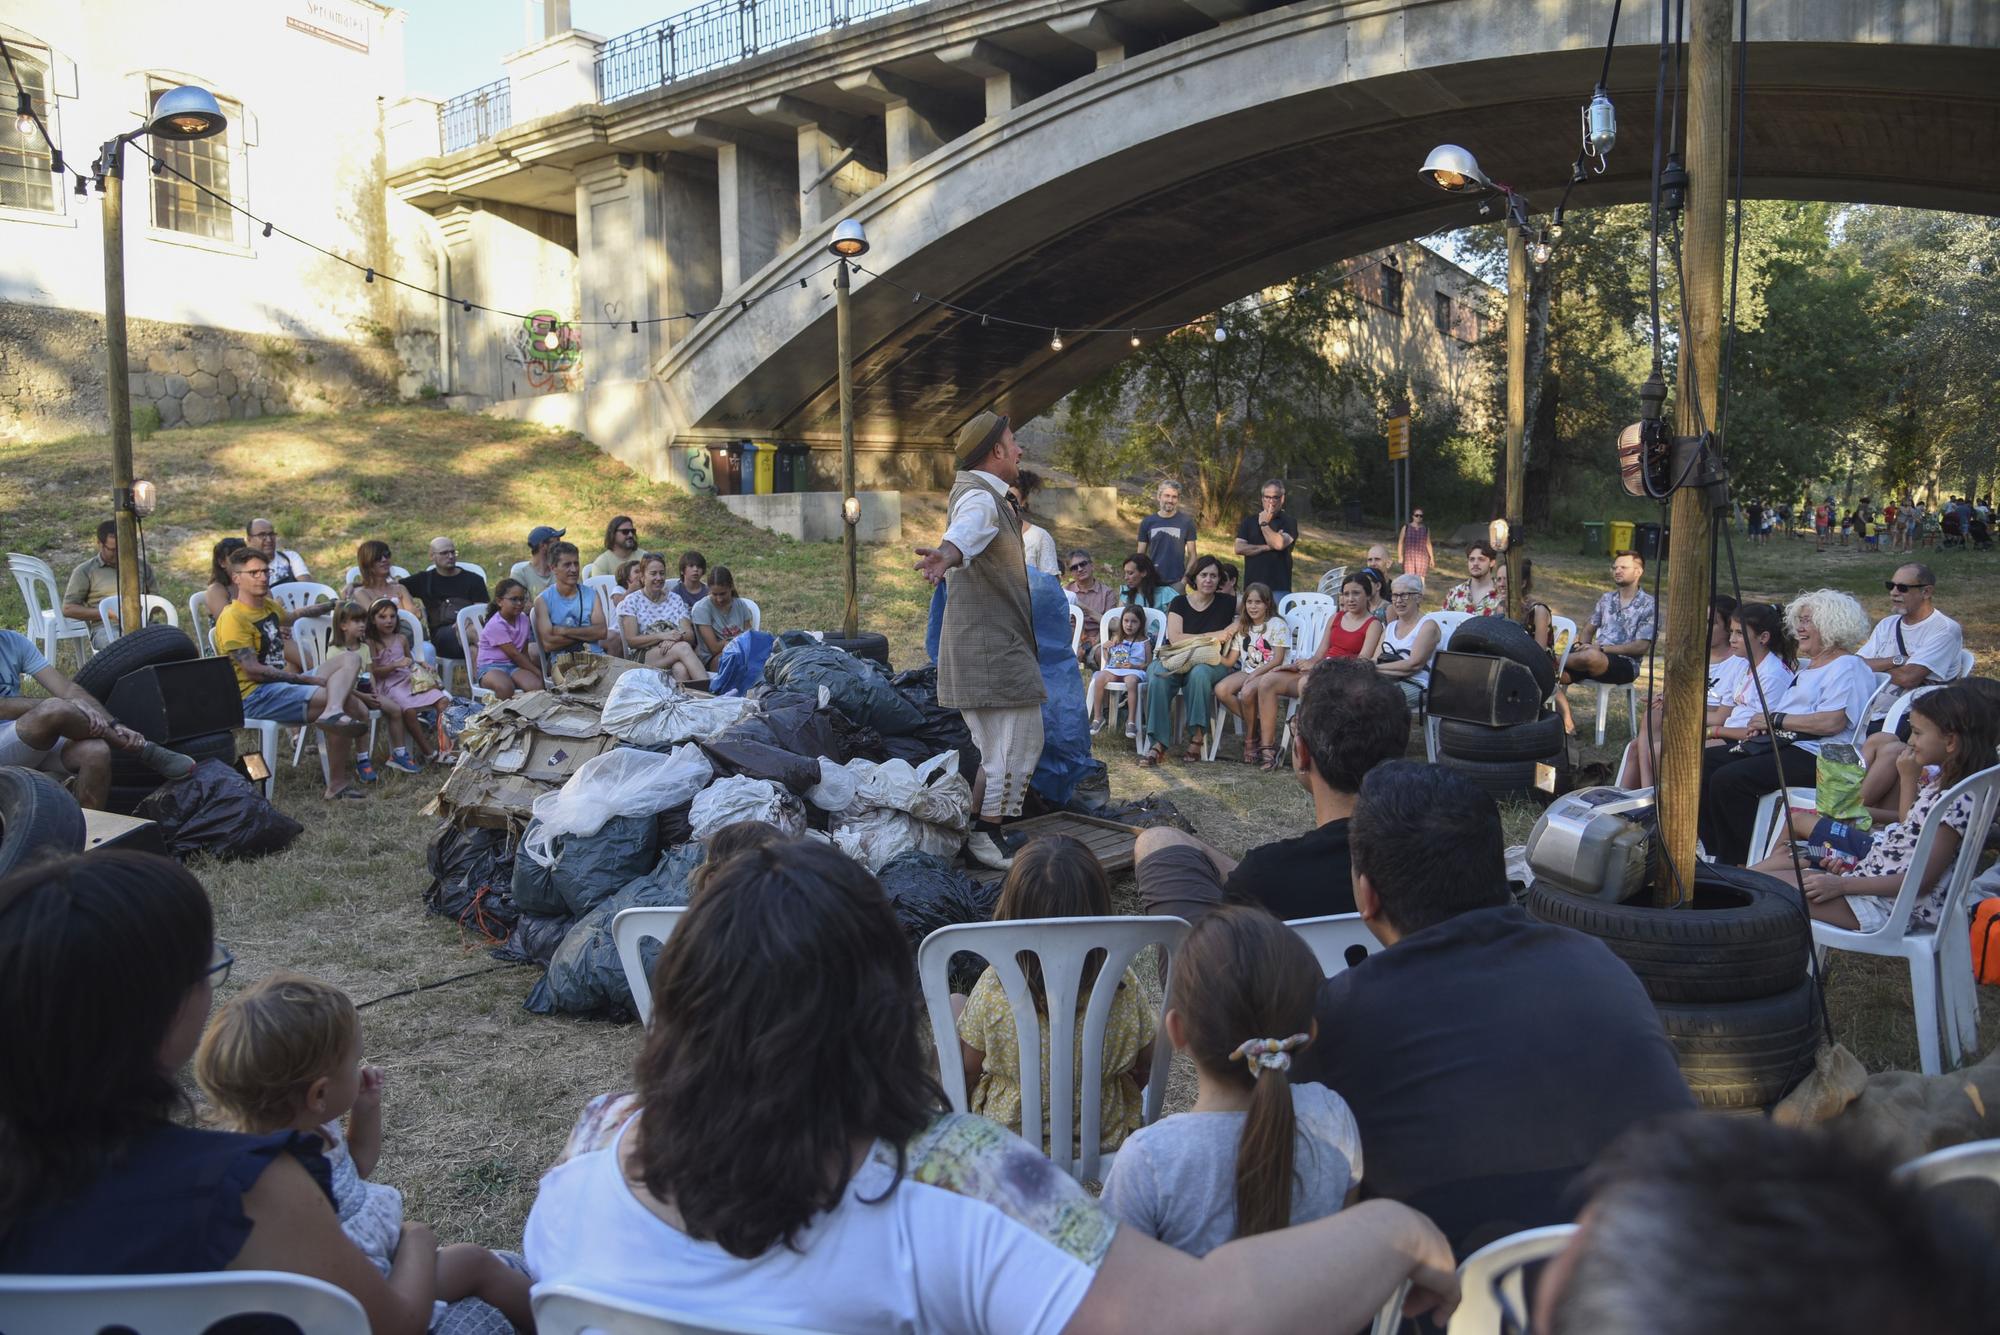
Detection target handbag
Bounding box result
[1814,742,1870,828]
[1154,633,1226,675]
[408,659,442,696]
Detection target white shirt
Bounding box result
[527,1109,1112,1335]
[941,470,1009,563]
[1021,524,1060,575]
[1860,608,1964,715]
[1706,655,1750,709]
[1773,653,1879,754]
[1722,652,1798,729]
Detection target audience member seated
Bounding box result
[1623,597,1741,789]
[671,550,709,607]
[1248,573,1382,750]
[1137,659,1409,923]
[403,536,489,662]
[1212,582,1291,767]
[1698,588,1877,864]
[1858,562,1963,726]
[0,852,441,1335]
[587,515,641,580]
[246,517,305,586]
[1442,542,1503,618]
[522,837,1458,1335]
[62,519,156,650]
[618,554,708,686]
[1534,1115,2000,1335]
[1088,606,1153,737]
[952,836,1155,1154]
[1561,550,1656,691]
[1624,599,1796,789]
[1010,471,1060,576]
[200,536,248,626]
[364,598,449,768]
[615,559,644,595]
[1140,555,1238,767]
[1364,544,1391,580]
[475,579,544,699]
[1120,552,1176,612]
[1100,906,1360,1255]
[690,566,755,668]
[1066,549,1119,664]
[1233,480,1298,601]
[534,541,612,661]
[1292,761,1694,1257]
[509,525,563,600]
[0,628,182,811]
[1854,676,2000,823]
[342,540,418,617]
[1373,575,1439,712]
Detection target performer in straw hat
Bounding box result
[915,411,1046,871]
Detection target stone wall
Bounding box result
[0,303,437,443]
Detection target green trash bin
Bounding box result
[1608,519,1636,554]
[1580,520,1606,556]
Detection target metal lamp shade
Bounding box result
[829,218,869,258]
[148,86,226,140]
[1419,143,1490,194]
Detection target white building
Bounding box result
[0,0,441,441]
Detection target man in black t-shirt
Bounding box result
[1232,478,1299,598]
[1134,658,1408,923]
[1295,761,1694,1259]
[403,536,490,661]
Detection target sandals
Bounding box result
[1260,750,1286,773]
[1182,737,1204,763]
[1242,745,1264,767]
[324,784,367,801]
[315,712,369,737]
[1140,745,1167,768]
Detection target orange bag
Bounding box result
[1972,899,2000,987]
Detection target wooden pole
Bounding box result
[1654,0,1731,906]
[1503,211,1526,622]
[100,145,143,638]
[835,257,859,639]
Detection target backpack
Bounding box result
[1973,898,2000,987]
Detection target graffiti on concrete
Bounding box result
[507,310,582,395]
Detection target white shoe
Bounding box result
[1090,718,1107,735]
[965,831,1013,871]
[1124,721,1137,738]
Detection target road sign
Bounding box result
[1386,415,1411,460]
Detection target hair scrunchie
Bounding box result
[1229,1033,1310,1078]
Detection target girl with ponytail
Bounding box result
[1100,906,1362,1254]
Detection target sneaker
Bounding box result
[1124,721,1137,738]
[1090,718,1107,735]
[387,749,423,775]
[353,754,378,783]
[965,831,1014,871]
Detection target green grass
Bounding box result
[4,406,1997,1247]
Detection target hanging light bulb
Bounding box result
[1529,230,1553,267]
[542,329,561,352]
[1213,325,1228,343]
[16,91,34,138]
[1050,330,1063,352]
[1129,332,1141,348]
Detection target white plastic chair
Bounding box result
[272,581,339,617]
[737,596,762,631]
[1277,591,1334,622]
[457,605,502,705]
[1749,786,1820,863]
[1068,602,1086,658]
[1272,600,1339,757]
[534,1282,840,1335]
[917,915,1189,1184]
[1581,677,1640,747]
[186,592,216,655]
[1549,614,1578,683]
[1446,1223,1579,1334]
[425,559,488,580]
[96,593,179,639]
[8,552,92,665]
[584,574,622,611]
[344,563,411,587]
[1953,647,1976,680]
[613,905,688,1025]
[1314,565,1348,596]
[0,1270,368,1335]
[1084,606,1166,753]
[1896,1137,2000,1188]
[1286,912,1381,977]
[1811,764,2000,1075]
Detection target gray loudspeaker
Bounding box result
[1426,652,1544,726]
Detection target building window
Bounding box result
[1433,291,1455,336]
[149,82,241,242]
[0,47,57,214]
[1356,256,1404,316]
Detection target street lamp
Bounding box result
[1421,142,1529,622]
[96,85,227,634]
[828,218,868,638]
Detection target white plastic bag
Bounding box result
[689,775,807,842]
[823,751,972,871]
[600,671,751,747]
[522,744,714,867]
[806,756,862,812]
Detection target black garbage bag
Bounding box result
[655,800,693,850]
[1093,794,1196,834]
[491,911,573,967]
[698,714,823,792]
[135,759,303,861]
[888,666,980,781]
[525,844,706,1019]
[510,820,565,917]
[553,812,660,917]
[878,849,998,994]
[423,823,521,939]
[753,688,884,763]
[764,642,925,735]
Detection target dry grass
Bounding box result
[5,407,1998,1247]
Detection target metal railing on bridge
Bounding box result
[596,0,923,102]
[441,78,512,153]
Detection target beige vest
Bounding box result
[937,472,1045,710]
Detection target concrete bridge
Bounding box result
[387,0,2000,488]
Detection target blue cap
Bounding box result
[527,525,565,550]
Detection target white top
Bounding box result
[1022,524,1060,575]
[941,470,1009,563]
[1705,654,1750,709]
[526,1105,1114,1335]
[1098,1084,1362,1258]
[1772,653,1879,754]
[1860,608,1964,715]
[1722,652,1798,729]
[1377,615,1434,690]
[319,1122,402,1271]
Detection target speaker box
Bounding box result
[106,659,243,743]
[1427,652,1545,727]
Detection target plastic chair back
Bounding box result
[534,1282,841,1334]
[292,615,333,673]
[8,552,89,662]
[916,915,1188,1183]
[736,596,762,631]
[273,581,338,616]
[613,905,687,1025]
[1277,591,1334,622]
[1881,683,1942,740]
[1068,602,1086,655]
[186,592,215,655]
[398,607,429,652]
[1098,604,1167,648]
[457,605,491,660]
[344,564,411,587]
[1896,1137,2000,1188]
[1955,647,1976,679]
[1549,615,1578,679]
[584,575,622,611]
[1315,565,1348,596]
[96,593,180,639]
[1285,601,1332,664]
[1286,913,1381,977]
[0,1269,368,1335]
[1423,609,1472,650]
[1447,1224,1578,1334]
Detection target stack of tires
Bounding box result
[1433,617,1567,800]
[1528,863,1820,1112]
[74,626,238,814]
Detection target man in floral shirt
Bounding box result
[1562,550,1656,689]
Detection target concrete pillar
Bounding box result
[575,152,720,363]
[1047,10,1140,70]
[436,201,579,402]
[749,95,886,231]
[502,29,604,123]
[939,39,1052,120]
[716,141,799,289]
[836,69,965,173]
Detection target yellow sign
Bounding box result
[1386,415,1411,460]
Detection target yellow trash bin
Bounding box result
[1608,520,1636,554]
[751,440,777,495]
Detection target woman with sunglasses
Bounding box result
[0,852,439,1334]
[1395,507,1434,580]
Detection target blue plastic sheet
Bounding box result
[709,628,775,696]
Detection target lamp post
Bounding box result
[1420,145,1528,622]
[828,218,868,640]
[93,86,227,635]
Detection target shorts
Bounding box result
[1807,816,1875,859]
[0,719,66,773]
[242,680,318,724]
[1135,842,1226,925]
[1395,680,1425,712]
[1847,894,1891,933]
[1572,654,1639,685]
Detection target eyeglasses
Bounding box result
[206,942,235,988]
[1069,561,1091,572]
[248,530,275,539]
[1390,591,1420,601]
[616,527,636,536]
[1412,512,1424,519]
[1884,581,1931,592]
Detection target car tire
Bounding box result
[1656,977,1822,1111]
[1525,863,1811,1004]
[821,632,890,666]
[0,765,87,878]
[1442,616,1556,699]
[1437,754,1541,800]
[1438,714,1566,763]
[72,625,199,701]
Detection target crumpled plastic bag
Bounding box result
[823,751,973,871]
[879,850,999,992]
[698,714,824,793]
[522,744,713,867]
[689,775,807,842]
[889,665,981,782]
[749,687,883,764]
[524,844,706,1018]
[424,823,521,938]
[551,812,659,916]
[600,670,752,747]
[764,642,925,735]
[491,911,573,967]
[135,760,303,861]
[709,629,776,696]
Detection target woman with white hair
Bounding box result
[1373,574,1439,711]
[1697,588,1879,864]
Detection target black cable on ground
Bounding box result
[355,963,513,1011]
